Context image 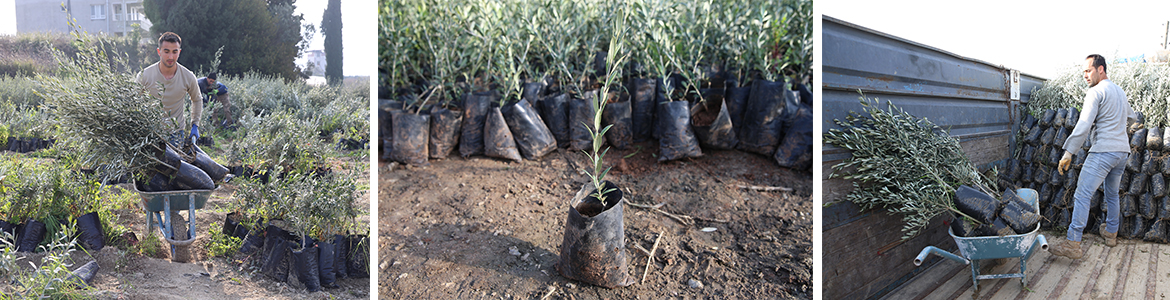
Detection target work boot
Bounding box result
[1100,224,1117,247]
[1049,238,1083,259]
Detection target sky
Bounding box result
[8,1,1170,79]
[0,0,374,77]
[295,0,375,77]
[0,0,13,35]
[822,0,1170,79]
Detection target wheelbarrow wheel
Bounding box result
[170,211,192,263]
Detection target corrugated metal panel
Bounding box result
[822,15,1046,163]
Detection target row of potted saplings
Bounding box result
[0,212,106,253]
[0,142,230,256]
[222,214,369,292]
[1007,108,1170,242]
[381,74,814,169]
[139,140,367,292]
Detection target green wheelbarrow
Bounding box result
[132,182,217,262]
[914,188,1048,290]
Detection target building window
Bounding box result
[91,5,106,20]
[113,5,123,21]
[128,7,142,21]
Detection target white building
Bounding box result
[302,49,327,77]
[15,0,151,36]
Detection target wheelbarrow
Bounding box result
[914,188,1048,290]
[132,182,217,262]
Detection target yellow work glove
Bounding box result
[1058,151,1073,175]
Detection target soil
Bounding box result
[690,98,724,127]
[380,142,813,299]
[1,155,370,300]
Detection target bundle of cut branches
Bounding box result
[36,33,178,183]
[826,92,997,239]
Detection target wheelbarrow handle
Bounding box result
[1019,234,1049,265]
[915,246,970,266]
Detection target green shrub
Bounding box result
[0,227,92,299]
[225,111,333,170]
[230,72,305,116]
[0,76,44,108]
[206,221,241,257]
[132,230,162,258]
[0,156,103,225]
[0,124,8,149]
[0,31,146,76]
[96,188,136,248]
[0,102,56,139]
[307,94,369,141]
[0,59,42,77]
[232,171,360,242]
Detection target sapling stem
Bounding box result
[413,85,441,115]
[582,3,629,206]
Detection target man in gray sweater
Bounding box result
[1051,54,1137,259]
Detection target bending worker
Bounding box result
[198,72,235,126]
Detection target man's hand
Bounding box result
[1058,152,1072,175]
[190,124,200,144]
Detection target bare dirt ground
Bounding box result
[3,155,370,300]
[380,142,813,299]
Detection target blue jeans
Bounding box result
[1068,152,1128,241]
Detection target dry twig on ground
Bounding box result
[642,231,664,284]
[733,184,793,192]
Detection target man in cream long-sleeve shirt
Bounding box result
[1051,54,1138,259]
[136,31,202,143]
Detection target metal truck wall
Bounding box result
[821,15,1045,300]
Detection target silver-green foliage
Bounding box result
[232,171,360,242]
[1029,61,1170,127]
[222,72,368,139]
[0,156,104,224]
[225,111,330,170]
[381,0,811,96]
[1026,65,1083,117]
[230,72,306,116]
[826,93,995,239]
[1110,62,1170,127]
[0,102,55,140]
[0,76,44,108]
[36,31,171,181]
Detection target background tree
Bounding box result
[143,0,307,81]
[321,0,343,85]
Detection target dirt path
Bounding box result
[380,143,813,299]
